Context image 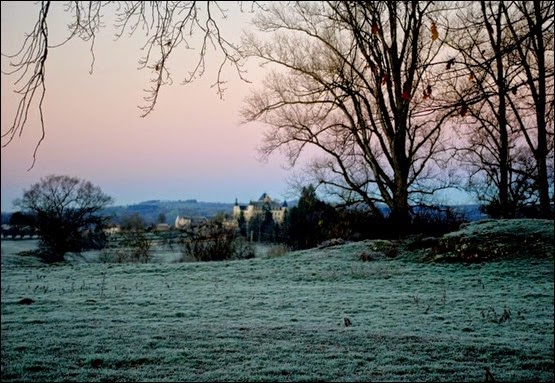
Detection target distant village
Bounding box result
[1,193,289,239]
[1,192,486,240]
[108,193,289,235]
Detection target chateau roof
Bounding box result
[258,192,272,202]
[235,193,288,210]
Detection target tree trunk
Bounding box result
[532,1,552,217]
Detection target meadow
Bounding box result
[1,221,554,382]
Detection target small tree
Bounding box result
[120,230,153,263]
[120,213,146,231]
[112,212,153,262]
[14,174,113,263]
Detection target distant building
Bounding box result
[104,225,121,235]
[233,193,288,224]
[175,216,192,229]
[154,223,171,232]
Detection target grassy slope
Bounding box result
[1,221,554,382]
[427,219,554,262]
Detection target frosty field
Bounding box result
[1,236,554,382]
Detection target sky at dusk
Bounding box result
[1,2,473,212]
[1,1,300,212]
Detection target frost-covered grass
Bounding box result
[1,229,554,382]
[422,219,554,263]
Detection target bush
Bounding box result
[265,244,291,258]
[234,237,257,260]
[99,230,153,263]
[409,205,467,237]
[179,226,240,262]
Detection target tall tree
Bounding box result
[503,1,554,216]
[447,1,516,217]
[242,1,456,228]
[14,174,113,262]
[447,1,554,217]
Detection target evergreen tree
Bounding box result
[284,185,338,249]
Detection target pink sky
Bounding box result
[1,2,474,212]
[1,2,295,211]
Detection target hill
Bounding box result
[403,218,554,263]
[1,200,235,226]
[101,200,235,225]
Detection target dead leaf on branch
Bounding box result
[460,103,468,117]
[431,21,439,41]
[422,84,432,100]
[401,81,411,101]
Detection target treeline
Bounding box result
[101,200,235,226]
[237,185,469,251]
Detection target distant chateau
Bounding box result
[233,193,288,224]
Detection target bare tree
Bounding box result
[447,1,554,217]
[1,1,257,168]
[447,1,518,217]
[14,174,114,262]
[241,1,458,228]
[503,1,554,216]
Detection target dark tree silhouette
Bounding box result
[241,2,458,229]
[8,211,36,239]
[14,174,113,262]
[446,1,554,217]
[237,210,247,237]
[283,185,338,249]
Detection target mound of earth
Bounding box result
[413,219,554,263]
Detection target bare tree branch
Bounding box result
[241,1,457,225]
[2,1,260,167]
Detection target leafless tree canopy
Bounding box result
[241,1,458,224]
[14,174,114,261]
[1,1,258,168]
[16,174,113,215]
[446,1,554,217]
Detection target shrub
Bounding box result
[409,205,467,237]
[99,230,153,263]
[179,226,239,262]
[265,244,290,258]
[234,237,256,260]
